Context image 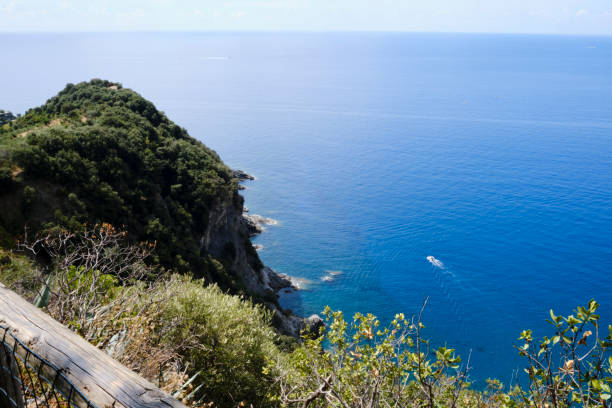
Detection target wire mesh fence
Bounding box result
[0,325,98,408]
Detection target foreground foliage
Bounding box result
[4,225,281,407]
[273,301,472,407]
[2,226,611,407]
[275,302,611,408]
[516,300,612,407]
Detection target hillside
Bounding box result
[0,79,301,333]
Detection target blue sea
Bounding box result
[1,32,611,384]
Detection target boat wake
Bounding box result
[425,255,468,338]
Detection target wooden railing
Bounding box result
[0,283,187,408]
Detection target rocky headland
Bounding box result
[0,81,320,339]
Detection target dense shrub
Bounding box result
[0,249,39,296]
[0,165,12,188]
[2,226,611,407]
[0,80,244,285]
[12,226,280,408]
[274,303,612,408]
[0,110,15,126]
[157,276,281,406]
[274,306,475,407]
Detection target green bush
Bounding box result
[158,276,281,407]
[10,226,281,408]
[274,301,612,408]
[0,165,12,188]
[21,185,37,213]
[275,306,473,407]
[515,300,612,406]
[0,225,14,249]
[0,250,40,297]
[5,226,612,408]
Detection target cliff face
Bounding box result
[201,194,262,295]
[0,79,313,336]
[201,191,309,336]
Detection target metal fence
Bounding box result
[0,325,98,408]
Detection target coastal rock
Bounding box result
[285,276,313,290]
[248,213,278,226]
[231,169,255,181]
[260,266,309,292]
[260,267,324,337]
[242,214,264,236]
[261,266,293,291]
[304,314,325,335]
[270,306,324,338]
[241,213,278,237]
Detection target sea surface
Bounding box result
[1,32,611,384]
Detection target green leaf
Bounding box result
[592,379,601,390]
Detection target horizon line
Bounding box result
[0,29,611,38]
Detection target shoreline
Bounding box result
[233,169,323,336]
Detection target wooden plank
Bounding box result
[0,283,188,408]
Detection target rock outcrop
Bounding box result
[241,213,278,237]
[231,169,255,181]
[200,192,316,337]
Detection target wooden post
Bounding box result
[0,283,188,408]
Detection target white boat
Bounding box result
[426,256,444,268]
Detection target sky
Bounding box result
[1,0,611,35]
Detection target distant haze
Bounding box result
[1,0,612,35]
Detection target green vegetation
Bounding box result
[1,81,610,407]
[160,275,281,405]
[275,302,612,407]
[4,225,282,407]
[0,79,254,290]
[0,249,39,295]
[0,110,16,126]
[4,227,611,407]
